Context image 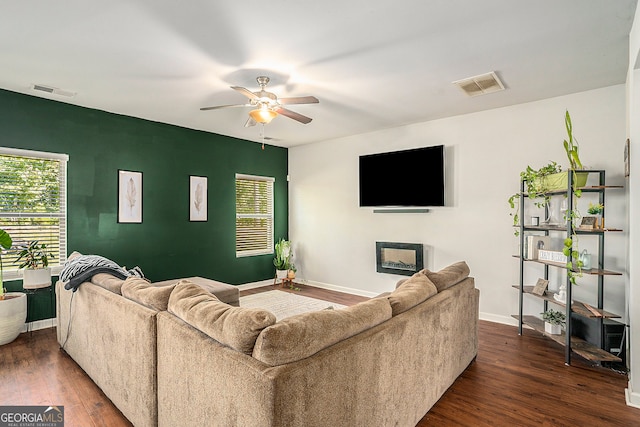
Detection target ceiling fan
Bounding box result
[200,76,319,127]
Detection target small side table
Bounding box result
[281,277,294,288]
[23,283,54,333]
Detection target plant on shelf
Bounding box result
[560,110,586,284]
[508,111,586,235]
[563,110,583,171]
[508,161,562,233]
[0,228,13,300]
[541,308,566,335]
[508,111,587,235]
[587,202,604,216]
[541,308,566,326]
[509,111,586,290]
[14,240,55,290]
[587,202,605,229]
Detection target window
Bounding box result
[0,147,68,278]
[235,174,274,257]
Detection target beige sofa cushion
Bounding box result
[387,272,438,316]
[122,277,174,311]
[252,297,392,366]
[421,261,470,292]
[168,280,275,354]
[90,273,125,294]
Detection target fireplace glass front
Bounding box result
[375,242,424,276]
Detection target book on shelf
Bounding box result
[525,235,551,260]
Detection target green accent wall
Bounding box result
[0,88,288,321]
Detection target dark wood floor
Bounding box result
[0,284,637,426]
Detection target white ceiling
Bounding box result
[0,1,637,147]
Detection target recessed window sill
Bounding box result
[2,266,63,282]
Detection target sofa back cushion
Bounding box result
[252,297,392,366]
[90,273,126,294]
[121,277,174,311]
[420,261,470,292]
[168,280,275,355]
[387,272,438,316]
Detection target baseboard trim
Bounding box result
[479,312,518,326]
[297,279,379,298]
[237,278,379,298]
[237,280,275,291]
[625,383,640,408]
[19,318,56,333]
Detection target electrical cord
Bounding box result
[60,290,75,350]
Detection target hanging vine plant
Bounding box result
[561,110,586,283]
[508,110,586,282]
[508,161,562,235]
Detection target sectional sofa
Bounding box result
[56,261,479,427]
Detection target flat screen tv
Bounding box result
[359,145,445,207]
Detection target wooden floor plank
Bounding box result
[0,286,637,426]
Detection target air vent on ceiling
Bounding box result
[31,84,76,98]
[452,71,505,97]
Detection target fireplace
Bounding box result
[375,242,424,276]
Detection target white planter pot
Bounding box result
[544,322,562,335]
[0,292,27,345]
[22,267,51,289]
[275,269,288,280]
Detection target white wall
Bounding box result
[289,86,627,324]
[625,3,640,408]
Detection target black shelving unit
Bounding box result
[514,170,623,365]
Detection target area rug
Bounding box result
[240,290,346,321]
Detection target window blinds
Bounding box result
[235,174,274,257]
[0,148,68,276]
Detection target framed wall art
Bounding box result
[118,170,143,223]
[579,216,596,230]
[625,138,630,178]
[189,175,208,221]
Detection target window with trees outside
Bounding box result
[0,147,68,278]
[235,174,274,257]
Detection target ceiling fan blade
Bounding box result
[231,86,259,100]
[200,104,250,111]
[244,116,257,127]
[278,95,319,105]
[275,107,313,124]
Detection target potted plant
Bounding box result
[0,228,13,300]
[539,111,588,191]
[508,111,588,234]
[273,238,294,280]
[14,240,54,289]
[541,309,565,335]
[0,228,27,346]
[587,202,604,229]
[508,161,562,232]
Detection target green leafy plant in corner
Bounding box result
[0,228,13,300]
[14,240,54,270]
[273,238,293,271]
[541,309,566,326]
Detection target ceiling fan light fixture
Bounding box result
[249,107,278,124]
